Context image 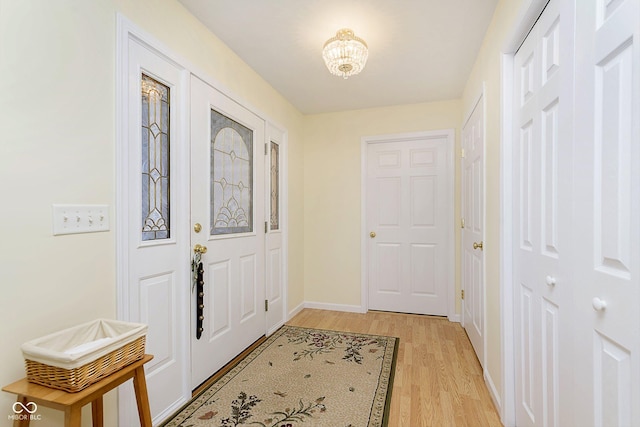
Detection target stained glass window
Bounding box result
[141,74,170,241]
[211,109,253,235]
[270,141,280,230]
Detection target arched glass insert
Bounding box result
[210,109,253,235]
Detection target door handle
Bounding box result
[473,241,483,250]
[592,297,607,312]
[194,244,208,254]
[370,232,377,238]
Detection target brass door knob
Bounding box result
[370,232,377,238]
[194,244,208,254]
[473,241,483,250]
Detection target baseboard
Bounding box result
[448,313,461,322]
[266,320,286,336]
[484,369,502,415]
[303,301,367,314]
[287,301,305,320]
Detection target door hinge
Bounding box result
[461,290,465,300]
[265,143,268,155]
[265,299,269,312]
[461,218,465,229]
[265,221,268,233]
[461,148,466,158]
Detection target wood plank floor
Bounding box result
[287,309,503,427]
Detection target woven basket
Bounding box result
[22,319,147,392]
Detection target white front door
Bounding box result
[190,76,266,388]
[572,0,640,425]
[461,96,484,366]
[365,131,454,316]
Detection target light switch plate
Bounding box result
[52,204,110,235]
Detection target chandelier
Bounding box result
[322,28,369,79]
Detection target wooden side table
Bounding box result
[2,354,153,427]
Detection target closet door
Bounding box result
[572,0,640,425]
[512,0,575,425]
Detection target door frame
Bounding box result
[499,1,550,425]
[461,87,486,368]
[360,130,456,319]
[116,14,289,424]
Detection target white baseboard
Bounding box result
[484,369,502,415]
[287,301,305,320]
[291,302,459,319]
[303,301,366,313]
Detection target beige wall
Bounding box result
[302,101,462,308]
[0,1,304,425]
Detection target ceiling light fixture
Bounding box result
[322,28,368,79]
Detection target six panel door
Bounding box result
[366,133,453,316]
[512,0,575,425]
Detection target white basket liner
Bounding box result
[21,319,147,370]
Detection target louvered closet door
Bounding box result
[572,0,640,425]
[512,0,575,425]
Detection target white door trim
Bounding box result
[499,1,550,425]
[116,13,289,424]
[360,129,455,319]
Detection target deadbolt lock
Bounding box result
[194,223,202,233]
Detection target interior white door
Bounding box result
[120,39,191,424]
[462,96,484,366]
[366,132,453,316]
[512,0,575,425]
[190,75,266,388]
[572,0,640,425]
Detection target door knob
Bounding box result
[592,297,607,312]
[545,275,556,287]
[370,232,376,238]
[473,241,483,250]
[194,244,208,254]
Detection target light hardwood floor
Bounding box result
[287,309,502,427]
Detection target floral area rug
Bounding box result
[161,325,398,427]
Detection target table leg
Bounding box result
[64,404,82,427]
[91,396,104,427]
[12,395,30,427]
[133,365,153,427]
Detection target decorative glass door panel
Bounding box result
[141,74,170,241]
[191,76,265,388]
[270,141,279,230]
[210,109,253,235]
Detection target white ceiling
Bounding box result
[178,0,499,114]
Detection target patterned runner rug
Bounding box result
[161,325,398,427]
